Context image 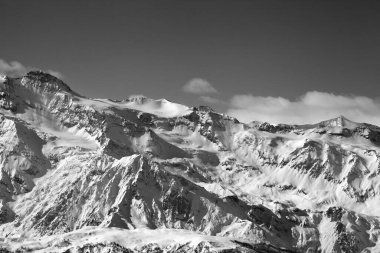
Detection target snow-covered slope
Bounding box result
[0,71,380,252]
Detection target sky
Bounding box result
[1,0,380,125]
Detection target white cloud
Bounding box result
[183,78,218,94]
[226,91,380,126]
[0,59,63,79]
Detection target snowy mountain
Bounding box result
[0,71,380,252]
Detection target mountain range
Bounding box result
[0,71,379,252]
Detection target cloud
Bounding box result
[45,69,64,79]
[200,96,225,105]
[0,59,29,77]
[183,78,218,94]
[226,91,380,126]
[0,59,63,79]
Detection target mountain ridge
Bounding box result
[0,71,380,252]
[1,71,375,129]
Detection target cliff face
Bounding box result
[0,72,380,252]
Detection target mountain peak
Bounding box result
[196,105,215,112]
[21,71,72,93]
[318,115,357,128]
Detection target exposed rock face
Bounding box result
[0,72,380,252]
[21,71,73,93]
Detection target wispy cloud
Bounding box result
[200,96,225,105]
[45,69,64,79]
[0,59,63,79]
[0,59,29,77]
[182,78,218,94]
[226,91,380,126]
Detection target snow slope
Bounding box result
[0,71,380,252]
[0,227,263,252]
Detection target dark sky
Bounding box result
[1,0,379,108]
